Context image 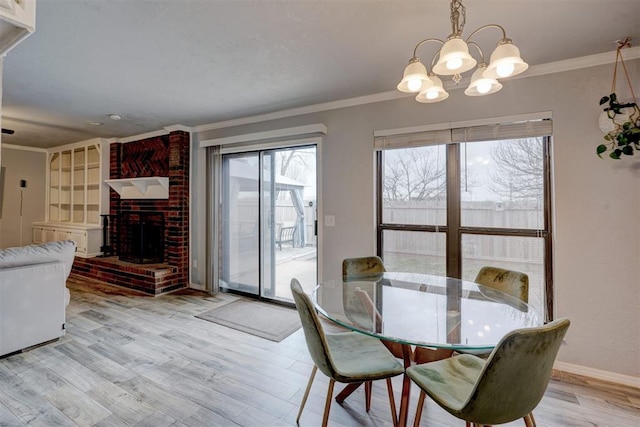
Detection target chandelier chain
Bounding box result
[451,0,466,35]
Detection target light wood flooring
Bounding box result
[1,275,639,426]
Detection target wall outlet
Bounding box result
[192,259,198,268]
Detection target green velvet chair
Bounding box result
[458,266,531,359]
[468,266,533,425]
[290,278,404,427]
[342,256,450,364]
[342,256,405,358]
[342,255,386,279]
[406,318,570,427]
[475,266,529,303]
[342,256,410,412]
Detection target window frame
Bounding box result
[376,135,553,322]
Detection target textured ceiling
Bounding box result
[1,0,639,149]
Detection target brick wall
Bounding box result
[72,130,190,295]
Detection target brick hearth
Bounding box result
[70,130,190,295]
[71,256,181,295]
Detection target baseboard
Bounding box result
[553,361,640,398]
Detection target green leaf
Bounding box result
[622,146,634,155]
[610,150,621,159]
[599,96,610,105]
[596,144,607,158]
[604,134,612,141]
[610,93,618,102]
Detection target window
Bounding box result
[376,119,553,321]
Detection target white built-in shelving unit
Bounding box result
[33,138,109,257]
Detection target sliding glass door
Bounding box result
[219,145,317,302]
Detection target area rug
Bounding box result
[195,299,301,342]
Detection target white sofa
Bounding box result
[0,240,76,357]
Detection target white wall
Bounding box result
[0,146,46,248]
[194,59,640,377]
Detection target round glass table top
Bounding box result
[313,272,541,351]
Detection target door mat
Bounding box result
[195,299,301,342]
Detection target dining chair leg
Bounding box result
[524,412,536,427]
[322,379,336,427]
[365,381,372,412]
[296,365,317,424]
[412,390,426,427]
[398,344,414,426]
[385,378,397,427]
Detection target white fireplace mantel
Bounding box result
[105,177,169,199]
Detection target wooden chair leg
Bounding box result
[385,378,398,427]
[296,365,317,424]
[322,379,336,427]
[412,390,427,427]
[524,412,536,426]
[365,381,372,412]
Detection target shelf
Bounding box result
[105,177,169,199]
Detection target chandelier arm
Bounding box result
[412,38,446,59]
[430,51,442,71]
[464,23,508,44]
[467,41,485,64]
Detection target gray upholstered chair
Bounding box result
[290,278,404,427]
[406,318,570,427]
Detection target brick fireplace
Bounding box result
[71,131,189,295]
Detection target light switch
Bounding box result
[324,215,335,227]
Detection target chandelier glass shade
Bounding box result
[432,36,477,75]
[397,0,528,103]
[416,74,449,103]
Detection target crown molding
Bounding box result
[0,143,47,153]
[194,91,404,132]
[164,124,193,133]
[44,137,108,153]
[113,129,169,144]
[112,125,193,144]
[522,46,640,80]
[195,47,640,132]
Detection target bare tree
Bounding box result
[276,148,313,182]
[383,147,446,201]
[489,138,543,201]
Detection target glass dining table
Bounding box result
[313,272,541,427]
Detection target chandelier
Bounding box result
[397,0,528,103]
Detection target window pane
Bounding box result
[460,138,544,229]
[382,145,447,225]
[382,230,446,276]
[461,234,544,320]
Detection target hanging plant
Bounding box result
[596,37,640,159]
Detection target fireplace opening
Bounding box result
[119,211,164,264]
